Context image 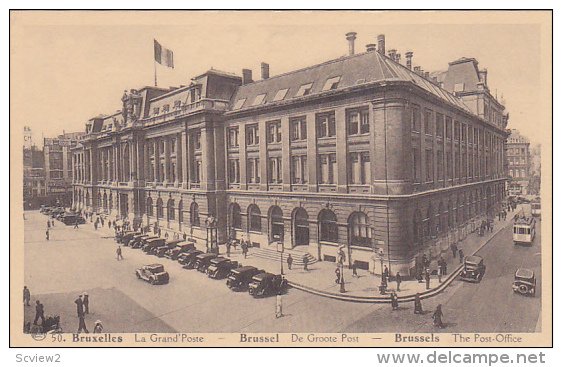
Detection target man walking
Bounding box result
[75,295,84,317]
[450,243,458,258]
[116,246,124,261]
[74,218,79,229]
[395,272,402,291]
[383,265,389,283]
[352,262,358,278]
[23,286,31,306]
[226,241,231,258]
[45,228,50,241]
[77,315,89,333]
[302,255,309,271]
[287,254,293,270]
[33,300,45,326]
[458,248,464,264]
[83,293,89,314]
[425,269,431,290]
[47,220,51,229]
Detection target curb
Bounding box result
[287,217,511,303]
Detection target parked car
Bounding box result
[512,268,536,296]
[179,250,204,268]
[60,213,86,225]
[194,253,218,272]
[40,205,52,214]
[164,242,196,260]
[152,239,182,257]
[131,235,157,249]
[207,257,239,279]
[226,266,265,291]
[135,264,170,285]
[460,255,486,282]
[142,238,166,253]
[119,231,141,245]
[248,273,288,297]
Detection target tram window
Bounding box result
[513,227,517,234]
[527,229,531,235]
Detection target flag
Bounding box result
[154,39,174,68]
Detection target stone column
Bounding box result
[181,131,188,188]
[281,116,291,191]
[154,138,160,183]
[306,112,318,192]
[201,126,215,191]
[335,108,348,193]
[163,137,169,184]
[239,124,247,190]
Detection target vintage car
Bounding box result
[135,264,170,285]
[131,235,158,249]
[179,250,204,268]
[207,257,239,279]
[194,253,218,272]
[142,238,166,253]
[248,272,288,298]
[460,255,486,282]
[119,231,141,245]
[512,268,536,296]
[60,213,86,225]
[226,266,265,291]
[50,208,65,218]
[164,242,196,260]
[40,205,52,214]
[152,239,183,257]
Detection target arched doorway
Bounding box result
[292,208,309,247]
[268,206,284,242]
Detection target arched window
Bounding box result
[318,209,338,243]
[178,200,184,223]
[146,197,153,217]
[413,209,423,246]
[156,198,164,219]
[167,199,175,221]
[248,205,262,232]
[229,203,242,229]
[349,212,371,247]
[190,202,200,227]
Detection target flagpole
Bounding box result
[154,59,158,87]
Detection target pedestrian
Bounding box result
[425,269,431,290]
[226,241,231,257]
[101,217,104,227]
[94,221,98,230]
[302,255,309,271]
[108,220,112,229]
[93,320,103,334]
[335,267,341,284]
[352,262,358,278]
[287,254,293,270]
[116,246,123,261]
[51,219,55,227]
[77,315,89,333]
[383,265,389,282]
[75,295,84,317]
[275,293,283,318]
[242,242,248,259]
[183,232,187,241]
[83,293,89,314]
[33,300,45,326]
[450,243,458,258]
[45,228,50,241]
[489,221,494,232]
[414,293,423,314]
[23,286,31,306]
[74,219,79,229]
[432,304,445,328]
[158,228,162,237]
[437,266,442,283]
[395,272,402,291]
[165,232,169,239]
[458,248,464,264]
[390,292,399,311]
[47,220,51,228]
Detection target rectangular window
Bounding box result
[436,113,444,137]
[227,127,239,148]
[247,158,260,183]
[446,152,452,179]
[462,153,467,178]
[445,117,452,139]
[425,149,434,182]
[246,124,259,146]
[228,159,240,183]
[295,83,313,97]
[412,148,421,183]
[316,112,336,138]
[267,157,282,183]
[266,121,282,144]
[454,121,460,141]
[455,155,461,179]
[290,117,307,141]
[347,109,369,135]
[291,155,308,184]
[461,124,467,142]
[318,154,337,184]
[437,150,444,180]
[193,130,202,150]
[412,106,421,132]
[424,110,433,135]
[348,152,371,184]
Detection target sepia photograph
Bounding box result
[9,10,552,347]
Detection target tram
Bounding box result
[531,201,541,218]
[513,216,536,245]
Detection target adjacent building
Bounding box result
[71,33,509,276]
[506,129,531,196]
[23,127,46,209]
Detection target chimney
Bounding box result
[405,51,413,70]
[388,49,397,61]
[424,72,430,79]
[479,69,488,86]
[396,53,401,64]
[345,32,357,56]
[377,34,386,55]
[242,69,253,85]
[261,62,270,80]
[414,66,421,74]
[366,44,377,52]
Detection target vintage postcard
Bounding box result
[9,10,552,347]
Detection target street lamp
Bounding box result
[337,246,346,293]
[274,234,284,275]
[205,215,218,254]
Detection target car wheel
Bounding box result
[519,284,528,294]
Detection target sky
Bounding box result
[11,11,550,147]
